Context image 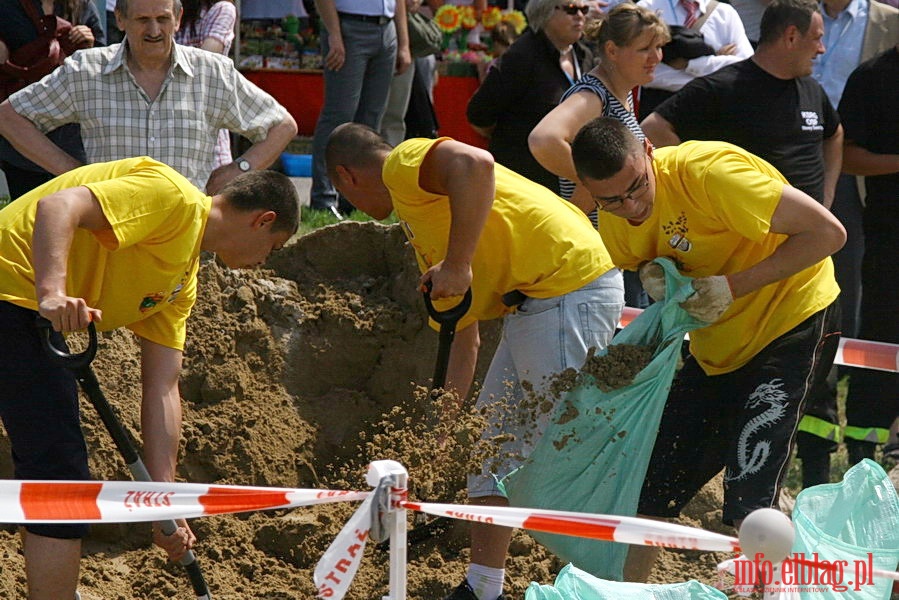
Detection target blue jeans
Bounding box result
[310,17,397,209]
[468,269,624,498]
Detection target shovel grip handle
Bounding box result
[35,316,98,369]
[422,285,473,325]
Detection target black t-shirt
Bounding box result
[466,29,594,194]
[655,58,840,203]
[838,46,899,221]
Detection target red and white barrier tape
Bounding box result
[618,307,899,372]
[0,480,737,551]
[3,473,899,600]
[400,500,740,553]
[0,479,367,523]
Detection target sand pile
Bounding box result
[0,221,736,599]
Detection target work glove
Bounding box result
[638,261,667,302]
[680,275,734,323]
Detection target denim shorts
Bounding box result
[0,302,91,539]
[468,269,624,498]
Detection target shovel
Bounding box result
[379,285,473,549]
[36,317,213,600]
[421,285,473,392]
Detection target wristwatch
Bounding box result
[236,157,251,172]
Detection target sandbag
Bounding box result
[526,563,727,600]
[791,459,899,600]
[502,258,705,580]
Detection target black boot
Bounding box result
[846,439,876,465]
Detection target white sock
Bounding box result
[466,563,505,600]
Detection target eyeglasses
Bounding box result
[592,156,651,211]
[555,4,590,15]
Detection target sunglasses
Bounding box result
[555,4,590,15]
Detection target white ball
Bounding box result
[738,508,794,564]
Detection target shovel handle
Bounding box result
[422,285,473,326]
[35,316,98,369]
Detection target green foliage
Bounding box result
[294,208,397,238]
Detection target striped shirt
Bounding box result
[175,1,237,53]
[9,42,287,189]
[559,73,645,225]
[175,1,238,168]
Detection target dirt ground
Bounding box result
[0,221,745,599]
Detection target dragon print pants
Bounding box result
[637,300,841,525]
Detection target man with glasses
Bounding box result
[326,123,624,600]
[571,116,845,582]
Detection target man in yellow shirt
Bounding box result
[570,116,845,581]
[326,123,624,600]
[0,157,299,600]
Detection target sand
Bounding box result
[0,221,741,599]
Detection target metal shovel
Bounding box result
[36,317,213,600]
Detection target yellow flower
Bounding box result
[502,9,527,35]
[459,5,478,30]
[481,6,502,30]
[434,4,461,33]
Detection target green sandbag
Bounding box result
[525,563,728,600]
[791,459,899,600]
[502,258,705,580]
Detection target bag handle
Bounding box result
[690,0,718,31]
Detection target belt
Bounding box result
[337,12,392,25]
[501,290,528,308]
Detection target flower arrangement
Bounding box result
[434,6,528,76]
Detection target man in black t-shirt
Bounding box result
[836,45,899,466]
[641,0,842,208]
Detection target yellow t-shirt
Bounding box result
[0,157,210,350]
[384,137,616,330]
[598,141,839,375]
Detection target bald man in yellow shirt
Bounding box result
[326,123,624,600]
[0,157,299,600]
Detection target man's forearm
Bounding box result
[0,101,82,175]
[445,322,479,400]
[843,143,899,177]
[140,339,184,483]
[242,114,298,169]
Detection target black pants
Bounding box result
[639,302,841,524]
[0,161,54,200]
[0,302,90,539]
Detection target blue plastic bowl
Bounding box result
[280,153,312,177]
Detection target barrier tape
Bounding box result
[619,307,899,372]
[400,500,741,553]
[0,480,367,523]
[0,480,738,552]
[3,475,899,600]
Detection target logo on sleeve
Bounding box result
[139,293,165,313]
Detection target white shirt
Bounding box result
[638,0,754,92]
